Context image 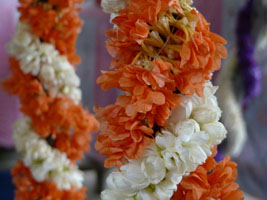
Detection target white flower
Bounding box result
[156,131,185,172]
[180,0,193,6]
[154,178,178,200]
[24,140,57,182]
[62,87,82,104]
[13,117,83,190]
[52,157,84,190]
[40,65,57,86]
[192,104,221,124]
[7,24,36,55]
[141,145,166,185]
[106,171,139,195]
[158,119,210,173]
[121,160,150,191]
[101,0,128,14]
[202,122,227,145]
[167,99,193,124]
[7,23,81,103]
[185,0,193,4]
[101,189,134,200]
[136,189,158,200]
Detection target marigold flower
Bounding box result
[3,58,99,160]
[12,161,86,200]
[171,148,244,200]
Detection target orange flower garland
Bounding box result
[171,148,244,200]
[3,0,99,199]
[96,0,227,168]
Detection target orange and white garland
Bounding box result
[98,0,244,199]
[3,0,98,199]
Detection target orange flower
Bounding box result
[12,161,86,200]
[18,2,83,65]
[106,0,183,58]
[106,16,149,58]
[97,59,181,127]
[171,148,244,200]
[174,10,227,96]
[105,2,227,97]
[3,58,99,160]
[95,98,153,168]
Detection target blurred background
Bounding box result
[0,0,266,199]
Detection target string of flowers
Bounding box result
[2,0,99,199]
[97,0,244,199]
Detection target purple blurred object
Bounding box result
[214,151,224,162]
[236,0,262,108]
[0,1,20,148]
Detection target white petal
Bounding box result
[202,122,227,145]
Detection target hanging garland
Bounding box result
[2,0,99,199]
[97,0,244,199]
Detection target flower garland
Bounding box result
[7,23,81,103]
[98,0,244,199]
[2,0,99,199]
[101,82,228,199]
[96,0,227,168]
[13,117,83,190]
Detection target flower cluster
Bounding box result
[3,58,99,160]
[12,161,87,200]
[101,82,227,199]
[3,0,99,199]
[18,0,84,65]
[13,117,83,190]
[96,0,227,168]
[98,1,244,199]
[7,23,81,103]
[171,148,244,200]
[95,60,181,168]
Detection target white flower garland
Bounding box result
[7,23,81,104]
[13,117,84,190]
[101,82,227,200]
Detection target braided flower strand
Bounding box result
[98,0,244,199]
[96,0,227,169]
[3,0,99,199]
